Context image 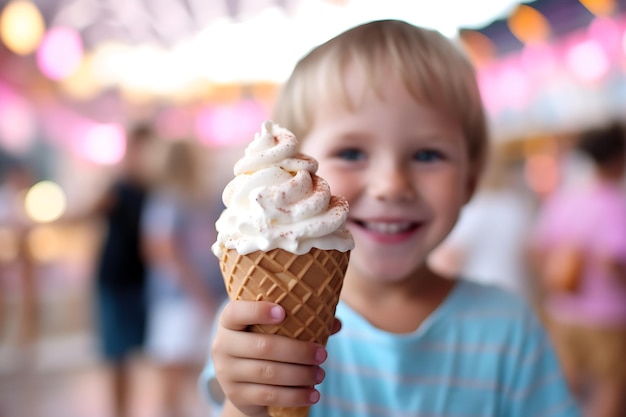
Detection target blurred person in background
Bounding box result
[429,149,538,303]
[530,123,626,417]
[86,123,158,417]
[0,160,38,360]
[141,139,226,417]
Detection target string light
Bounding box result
[24,181,67,223]
[36,27,83,80]
[0,0,45,55]
[508,4,551,45]
[579,0,616,17]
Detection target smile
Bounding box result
[356,221,419,234]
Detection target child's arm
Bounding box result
[212,300,327,417]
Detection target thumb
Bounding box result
[219,300,285,331]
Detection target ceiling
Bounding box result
[0,0,532,88]
[0,0,529,53]
[0,0,301,50]
[5,0,626,57]
[473,0,626,55]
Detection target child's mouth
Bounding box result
[353,220,420,235]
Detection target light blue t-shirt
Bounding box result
[200,280,580,417]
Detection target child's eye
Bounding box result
[414,149,443,162]
[336,148,365,161]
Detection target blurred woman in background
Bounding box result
[141,139,226,417]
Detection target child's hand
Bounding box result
[212,300,328,417]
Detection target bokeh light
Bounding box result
[579,0,616,16]
[498,63,532,109]
[459,30,496,67]
[195,100,269,147]
[508,4,551,44]
[27,225,64,263]
[90,41,133,88]
[566,39,609,82]
[588,17,621,54]
[59,55,102,101]
[521,42,556,79]
[24,181,67,223]
[36,26,84,80]
[477,67,502,114]
[76,123,126,165]
[0,0,45,55]
[0,83,37,154]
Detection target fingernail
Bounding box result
[315,367,325,383]
[315,348,327,364]
[270,305,284,321]
[309,390,320,404]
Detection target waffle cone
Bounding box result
[219,247,350,417]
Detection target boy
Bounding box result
[204,19,579,417]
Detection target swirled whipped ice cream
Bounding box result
[211,120,354,257]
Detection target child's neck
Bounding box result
[341,267,455,334]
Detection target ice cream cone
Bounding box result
[267,405,311,417]
[219,247,350,417]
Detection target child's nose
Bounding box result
[369,164,416,202]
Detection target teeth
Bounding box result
[364,221,413,234]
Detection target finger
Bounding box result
[225,383,320,409]
[220,300,285,331]
[331,318,342,335]
[214,330,327,365]
[229,359,325,387]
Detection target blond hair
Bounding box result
[273,19,488,165]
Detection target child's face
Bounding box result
[300,74,478,285]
